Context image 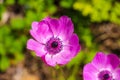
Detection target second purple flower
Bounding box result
[27,16,80,66]
[83,52,120,80]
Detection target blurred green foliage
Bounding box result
[73,0,120,24]
[0,0,120,80]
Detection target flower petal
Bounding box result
[59,46,74,60]
[31,21,39,31]
[45,54,56,66]
[107,54,120,69]
[83,63,98,76]
[83,72,96,80]
[92,52,107,69]
[114,69,120,79]
[42,17,60,37]
[30,22,43,42]
[61,33,80,59]
[27,39,46,57]
[68,33,80,57]
[30,20,53,43]
[52,53,69,65]
[49,18,60,37]
[58,16,74,41]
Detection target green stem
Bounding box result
[55,65,67,80]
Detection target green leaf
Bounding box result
[0,44,6,55]
[67,51,84,69]
[60,0,73,8]
[14,52,24,63]
[25,11,38,26]
[18,0,26,5]
[0,56,10,71]
[68,75,75,80]
[48,5,57,14]
[9,40,23,54]
[5,36,14,48]
[10,18,25,30]
[5,0,15,5]
[84,50,97,64]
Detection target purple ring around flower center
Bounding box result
[46,37,63,54]
[98,70,113,80]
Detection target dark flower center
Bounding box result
[98,70,113,80]
[103,74,109,79]
[46,37,63,54]
[51,41,58,48]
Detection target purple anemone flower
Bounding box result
[27,16,80,66]
[83,52,120,80]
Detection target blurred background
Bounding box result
[0,0,120,80]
